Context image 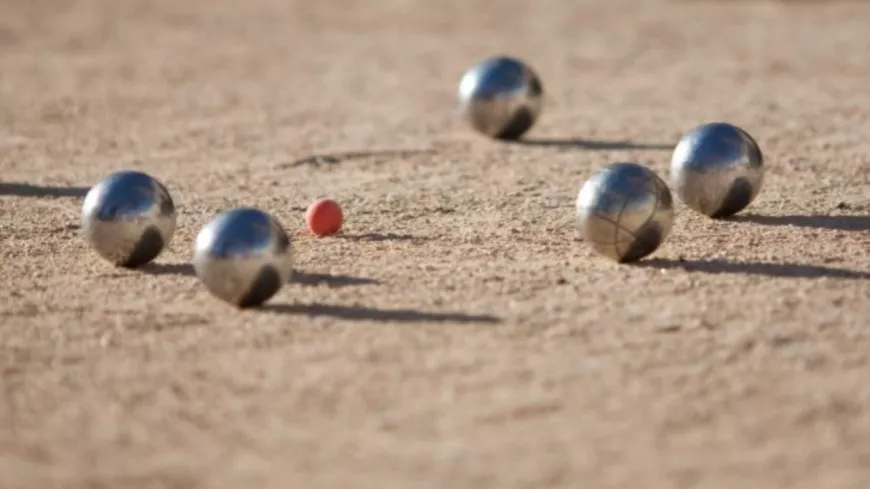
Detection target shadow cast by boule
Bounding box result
[291,270,380,288]
[139,262,196,277]
[138,264,381,289]
[339,232,429,242]
[0,182,89,198]
[638,258,870,280]
[728,213,870,232]
[262,302,502,324]
[512,137,674,151]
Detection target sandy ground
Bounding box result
[1,0,869,487]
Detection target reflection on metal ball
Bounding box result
[670,122,764,218]
[193,207,293,308]
[81,170,176,268]
[458,55,543,140]
[576,162,674,263]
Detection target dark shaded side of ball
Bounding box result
[237,264,282,308]
[527,70,543,97]
[274,225,290,251]
[735,127,764,163]
[157,184,176,216]
[619,222,663,263]
[495,106,535,140]
[120,225,165,268]
[711,177,753,218]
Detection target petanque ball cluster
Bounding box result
[81,172,293,309]
[575,120,764,263]
[457,55,764,263]
[80,54,766,308]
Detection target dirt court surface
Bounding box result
[1,0,869,487]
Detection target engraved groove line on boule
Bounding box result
[612,193,632,260]
[581,175,666,250]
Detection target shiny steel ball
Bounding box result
[81,170,176,268]
[670,122,764,218]
[193,207,293,308]
[458,55,543,140]
[576,162,674,263]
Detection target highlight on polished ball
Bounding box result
[576,162,674,263]
[457,55,543,140]
[670,121,764,219]
[193,207,293,308]
[81,170,177,268]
